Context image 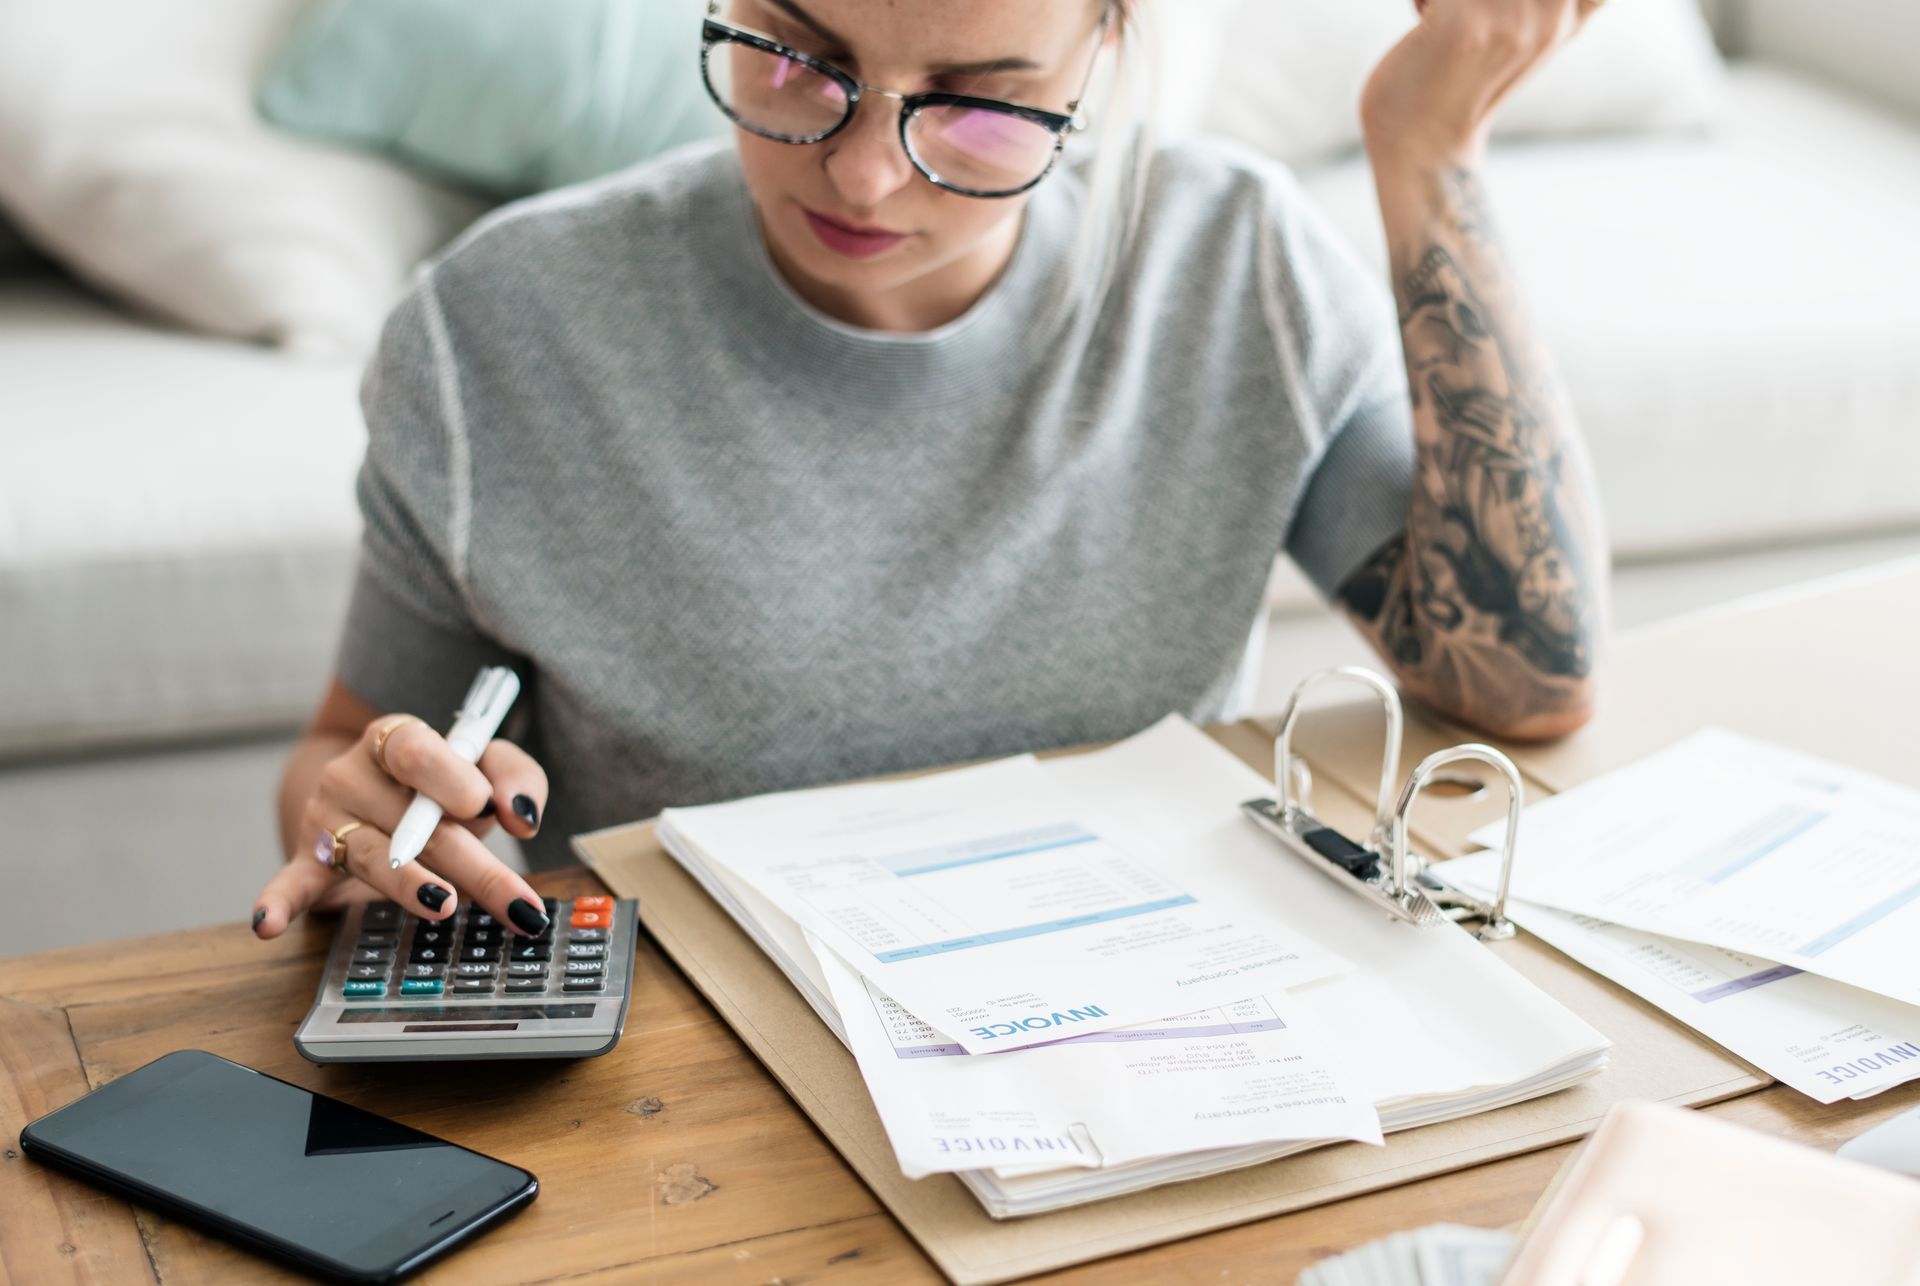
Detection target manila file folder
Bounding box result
[573,718,1764,1285]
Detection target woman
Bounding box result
[254,0,1610,941]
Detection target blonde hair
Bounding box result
[1051,0,1160,339]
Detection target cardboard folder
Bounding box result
[573,719,1762,1285]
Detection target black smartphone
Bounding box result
[20,1049,537,1282]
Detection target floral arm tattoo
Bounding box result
[1339,166,1608,738]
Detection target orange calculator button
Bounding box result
[573,896,612,912]
[571,909,609,929]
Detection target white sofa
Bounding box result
[4,0,1919,762]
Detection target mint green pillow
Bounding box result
[259,0,729,198]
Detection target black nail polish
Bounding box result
[478,798,496,818]
[417,884,451,912]
[251,907,267,932]
[508,897,550,936]
[512,794,540,831]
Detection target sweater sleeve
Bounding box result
[334,271,517,724]
[1250,158,1417,603]
[1283,346,1417,603]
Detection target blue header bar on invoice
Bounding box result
[872,896,1196,963]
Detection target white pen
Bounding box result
[389,665,522,870]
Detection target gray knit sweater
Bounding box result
[336,137,1415,867]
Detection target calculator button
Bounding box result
[507,961,547,977]
[409,946,446,964]
[542,898,560,912]
[362,905,402,928]
[455,962,497,977]
[452,978,495,994]
[412,926,454,947]
[566,943,606,959]
[562,977,604,992]
[565,959,604,975]
[343,980,386,997]
[573,896,613,912]
[508,942,551,962]
[357,932,398,948]
[347,965,387,981]
[505,978,547,993]
[400,978,444,996]
[464,909,497,926]
[567,928,607,943]
[404,963,445,979]
[462,927,501,946]
[459,946,501,964]
[570,909,609,930]
[351,948,393,966]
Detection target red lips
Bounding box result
[806,207,901,237]
[802,207,909,259]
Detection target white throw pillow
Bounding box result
[1198,0,1730,168]
[0,0,487,356]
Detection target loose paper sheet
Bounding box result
[1463,728,1920,1006]
[815,933,1382,1178]
[1440,851,1920,1104]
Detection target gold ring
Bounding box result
[316,820,366,876]
[370,714,425,777]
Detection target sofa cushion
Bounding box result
[1202,0,1729,168]
[1294,64,1920,557]
[0,0,487,356]
[259,0,728,199]
[1737,0,1920,122]
[0,280,362,756]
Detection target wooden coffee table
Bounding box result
[6,556,1919,1283]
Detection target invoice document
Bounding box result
[659,749,1351,1052]
[652,715,1608,1216]
[1439,849,1920,1103]
[815,936,1381,1178]
[1462,728,1920,1006]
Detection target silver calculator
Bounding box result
[295,896,637,1063]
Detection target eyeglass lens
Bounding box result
[705,39,1061,194]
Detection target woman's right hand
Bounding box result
[252,713,554,939]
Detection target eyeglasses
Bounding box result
[699,3,1108,199]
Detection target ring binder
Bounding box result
[1241,666,1521,941]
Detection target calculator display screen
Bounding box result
[24,1050,534,1276]
[338,1003,597,1024]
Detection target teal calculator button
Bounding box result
[343,981,386,998]
[400,978,444,996]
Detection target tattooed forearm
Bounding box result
[1340,163,1607,739]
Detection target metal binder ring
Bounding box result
[1273,666,1404,851]
[1389,744,1524,942]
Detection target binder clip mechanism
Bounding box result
[1239,666,1521,942]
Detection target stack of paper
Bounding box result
[1436,727,1920,1105]
[1300,1224,1516,1286]
[659,715,1609,1217]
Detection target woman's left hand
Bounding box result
[1359,0,1608,166]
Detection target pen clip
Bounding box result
[454,666,520,729]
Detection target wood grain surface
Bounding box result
[5,863,1918,1285]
